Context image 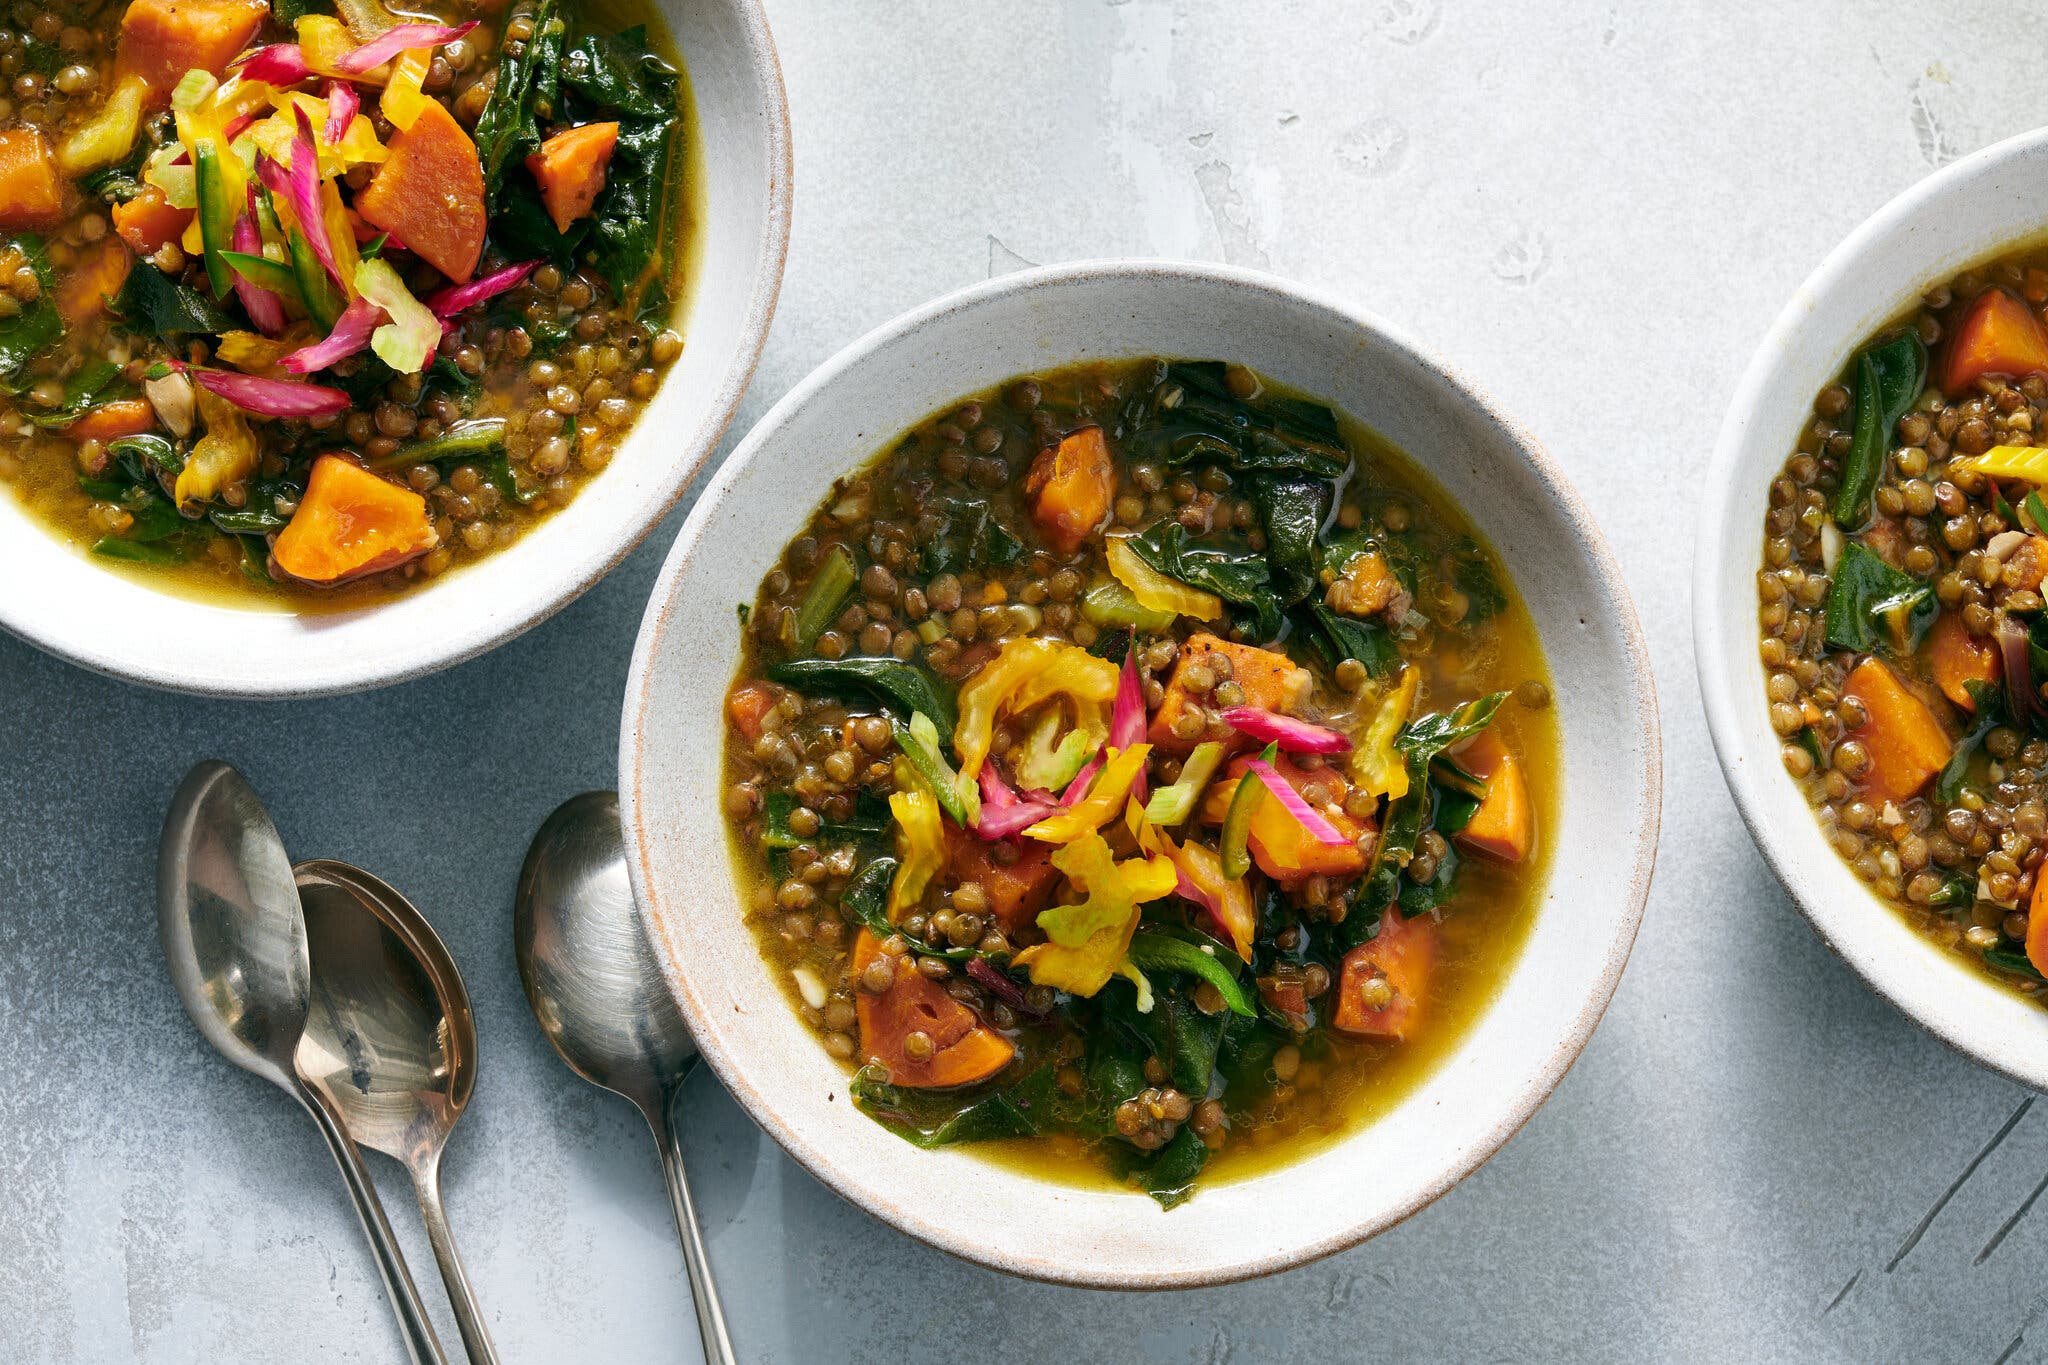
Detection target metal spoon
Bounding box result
[514,791,735,1365]
[294,859,498,1365]
[156,761,448,1365]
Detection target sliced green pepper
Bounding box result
[287,227,342,329]
[192,140,237,300]
[1219,740,1278,879]
[218,249,304,303]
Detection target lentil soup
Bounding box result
[0,0,696,607]
[1756,251,2048,1001]
[722,359,1557,1207]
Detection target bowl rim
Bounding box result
[1695,124,2048,1090]
[0,0,793,699]
[621,257,1663,1286]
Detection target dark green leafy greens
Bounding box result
[1829,332,1927,531]
[1248,475,1329,607]
[1937,680,2006,804]
[0,235,60,391]
[1131,361,1349,480]
[1821,541,1934,655]
[1124,520,1283,638]
[765,658,958,737]
[115,259,235,336]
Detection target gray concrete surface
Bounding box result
[4,0,2045,1359]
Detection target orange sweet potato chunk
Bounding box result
[852,930,1014,1088]
[1148,633,1313,755]
[54,238,132,328]
[272,455,439,584]
[1024,425,1114,555]
[353,99,487,282]
[1332,906,1436,1040]
[116,0,269,109]
[1843,657,1952,804]
[1453,730,1533,863]
[526,122,619,234]
[65,399,160,444]
[945,828,1060,937]
[1942,288,2048,394]
[0,129,66,231]
[1927,610,2000,710]
[113,186,195,259]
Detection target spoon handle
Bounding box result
[299,1083,451,1365]
[647,1085,736,1365]
[414,1158,499,1365]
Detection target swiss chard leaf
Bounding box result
[1132,361,1350,480]
[1446,536,1507,623]
[1132,1125,1209,1210]
[1937,680,2006,804]
[1249,475,1328,607]
[0,234,60,389]
[1126,520,1284,639]
[21,358,124,427]
[765,657,958,736]
[115,260,234,336]
[1821,541,1934,655]
[850,1064,1051,1148]
[1296,601,1399,678]
[1829,332,1927,532]
[1101,976,1225,1098]
[474,0,564,199]
[555,22,680,300]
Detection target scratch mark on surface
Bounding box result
[1371,0,1437,45]
[1887,1097,2032,1272]
[1601,3,1618,46]
[1196,1323,1235,1365]
[1188,130,1213,148]
[1908,72,1972,169]
[1823,1268,1861,1316]
[987,235,1039,279]
[1193,161,1271,268]
[1278,110,1300,127]
[1994,1332,2024,1365]
[1335,116,1407,178]
[1978,1167,2048,1265]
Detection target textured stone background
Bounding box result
[4,0,2047,1360]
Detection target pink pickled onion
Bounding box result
[175,364,352,419]
[1219,705,1352,754]
[222,110,264,145]
[256,135,343,291]
[422,259,538,318]
[334,21,477,75]
[1243,758,1352,847]
[975,764,1057,841]
[229,206,287,337]
[1059,754,1103,807]
[323,80,360,147]
[1173,864,1220,916]
[282,294,388,374]
[1111,649,1148,804]
[232,43,313,85]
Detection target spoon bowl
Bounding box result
[515,790,731,1365]
[295,859,496,1365]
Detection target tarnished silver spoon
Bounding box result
[156,761,448,1365]
[514,790,735,1365]
[295,859,497,1365]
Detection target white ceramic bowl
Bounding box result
[1698,127,2048,1088]
[0,0,790,698]
[622,261,1661,1287]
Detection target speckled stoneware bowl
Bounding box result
[1699,127,2048,1089]
[0,0,790,698]
[622,261,1661,1287]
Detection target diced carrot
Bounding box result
[2028,871,2048,979]
[0,129,66,231]
[1332,907,1436,1040]
[946,828,1059,937]
[1149,633,1313,755]
[726,680,781,741]
[1023,425,1115,555]
[1256,975,1309,1031]
[1843,657,1952,804]
[65,398,159,444]
[54,238,133,328]
[525,122,619,235]
[352,98,487,282]
[1452,730,1532,863]
[1927,610,2000,709]
[852,929,1014,1088]
[272,455,440,584]
[1328,550,1405,618]
[1942,288,2048,394]
[116,0,269,109]
[113,186,195,260]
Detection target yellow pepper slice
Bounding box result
[174,390,260,509]
[1106,533,1224,621]
[953,637,1118,781]
[886,767,945,923]
[1013,832,1178,998]
[381,50,432,130]
[298,16,391,83]
[1023,744,1152,842]
[59,74,148,176]
[1349,664,1420,800]
[1957,446,2048,485]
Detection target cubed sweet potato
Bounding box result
[852,929,1014,1088]
[352,98,486,282]
[0,129,66,231]
[1843,657,1952,804]
[272,455,439,584]
[525,122,619,234]
[1452,730,1532,863]
[1332,906,1436,1040]
[947,828,1059,937]
[1023,425,1114,555]
[1927,610,2000,710]
[1148,633,1313,755]
[113,186,195,259]
[54,237,132,328]
[1943,288,2048,395]
[116,0,269,109]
